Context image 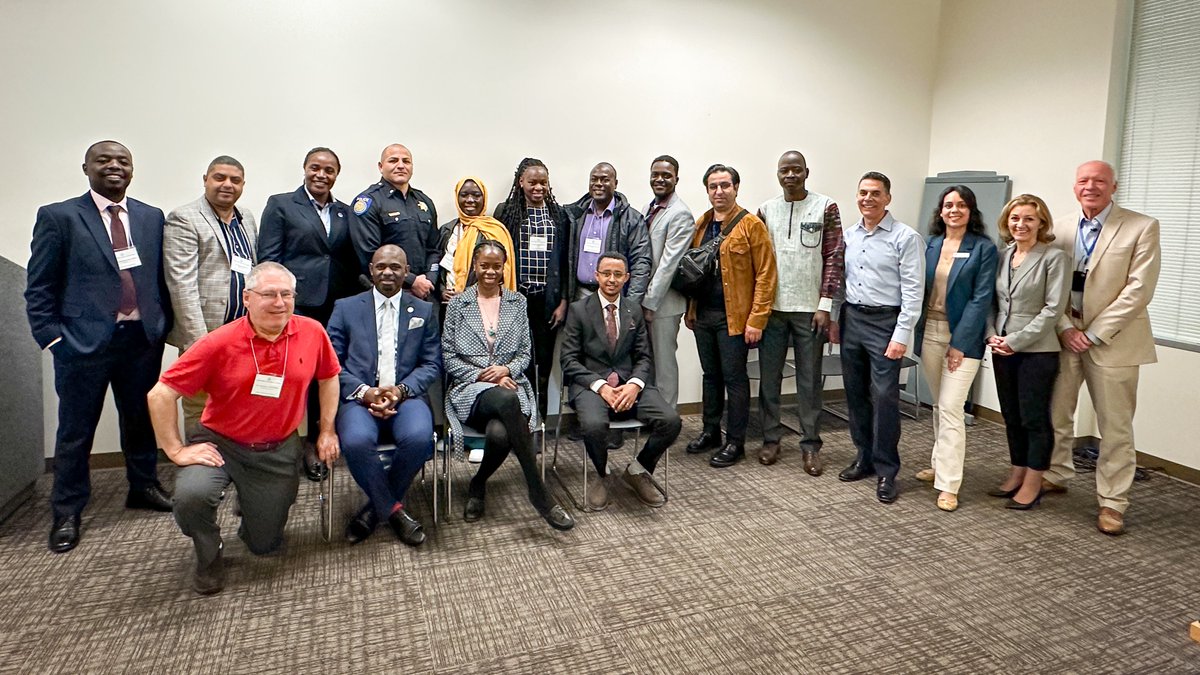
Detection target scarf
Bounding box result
[452,176,516,292]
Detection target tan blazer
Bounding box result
[164,196,258,349]
[990,242,1069,353]
[1051,203,1159,367]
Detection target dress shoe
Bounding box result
[607,430,624,450]
[914,468,936,482]
[1097,507,1125,536]
[838,461,875,482]
[1041,478,1067,494]
[303,443,328,482]
[541,504,576,531]
[345,504,378,544]
[936,492,959,512]
[876,476,899,504]
[388,509,426,546]
[464,495,486,522]
[586,474,609,511]
[686,431,722,454]
[48,515,80,554]
[987,486,1020,498]
[621,467,665,507]
[1005,492,1043,510]
[709,443,745,468]
[193,546,225,596]
[802,449,823,476]
[126,484,174,512]
[758,442,781,466]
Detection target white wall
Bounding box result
[1,0,944,455]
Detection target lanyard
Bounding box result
[249,333,290,378]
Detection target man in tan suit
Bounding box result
[164,156,258,433]
[1045,160,1160,536]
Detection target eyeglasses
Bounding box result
[247,289,296,301]
[596,270,627,279]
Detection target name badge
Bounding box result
[251,373,284,398]
[439,251,455,271]
[529,235,549,252]
[231,256,253,275]
[953,252,970,259]
[115,247,142,270]
[583,237,603,254]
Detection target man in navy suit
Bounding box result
[327,244,441,546]
[25,140,174,553]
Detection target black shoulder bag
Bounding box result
[671,209,748,297]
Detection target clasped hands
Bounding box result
[599,383,640,413]
[362,385,406,418]
[477,365,517,390]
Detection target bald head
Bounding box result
[777,150,810,199]
[370,244,408,297]
[1074,160,1118,218]
[379,144,414,191]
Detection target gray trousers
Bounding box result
[758,311,825,448]
[173,427,302,568]
[648,312,683,408]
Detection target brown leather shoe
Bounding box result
[1097,507,1125,536]
[586,474,609,511]
[758,442,781,466]
[1041,478,1067,494]
[621,467,665,507]
[801,449,823,476]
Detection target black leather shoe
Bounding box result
[541,504,576,531]
[388,509,426,546]
[606,431,624,450]
[838,461,875,482]
[126,484,174,512]
[345,504,378,544]
[194,546,225,595]
[303,444,328,482]
[987,486,1019,498]
[48,515,80,553]
[877,476,899,504]
[464,496,486,522]
[709,443,745,468]
[687,431,722,454]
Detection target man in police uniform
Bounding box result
[349,144,439,300]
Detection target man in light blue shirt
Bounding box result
[836,171,925,504]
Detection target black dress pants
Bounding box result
[839,305,903,480]
[991,350,1059,471]
[693,306,750,444]
[50,322,163,518]
[466,387,552,513]
[523,290,558,417]
[572,385,682,476]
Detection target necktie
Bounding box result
[108,205,138,315]
[378,300,396,388]
[605,304,621,387]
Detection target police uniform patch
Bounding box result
[418,201,429,212]
[353,196,372,215]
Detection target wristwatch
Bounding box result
[351,383,369,403]
[396,383,412,402]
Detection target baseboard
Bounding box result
[1135,451,1200,487]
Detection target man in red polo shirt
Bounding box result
[147,261,340,595]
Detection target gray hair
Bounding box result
[245,262,296,291]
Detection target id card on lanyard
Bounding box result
[249,334,289,398]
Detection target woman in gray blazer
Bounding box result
[986,195,1069,509]
[442,240,574,530]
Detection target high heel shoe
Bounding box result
[987,486,1019,498]
[1005,492,1043,510]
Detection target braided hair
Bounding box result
[498,157,566,231]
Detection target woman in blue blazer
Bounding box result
[912,185,999,512]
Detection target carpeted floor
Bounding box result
[2,407,1198,674]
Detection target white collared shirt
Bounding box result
[373,288,401,385]
[305,187,333,236]
[90,189,133,246]
[589,294,646,393]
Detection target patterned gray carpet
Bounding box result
[2,408,1198,674]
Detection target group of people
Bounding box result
[25,139,1159,596]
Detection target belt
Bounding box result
[245,440,288,452]
[846,303,900,314]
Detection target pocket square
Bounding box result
[408,317,425,329]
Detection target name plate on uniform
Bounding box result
[251,373,284,398]
[583,237,603,254]
[115,247,142,270]
[529,235,549,252]
[231,256,253,275]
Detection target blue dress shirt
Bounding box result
[843,211,926,343]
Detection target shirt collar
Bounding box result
[1080,202,1113,228]
[304,187,331,210]
[852,211,894,233]
[373,287,402,312]
[589,198,615,216]
[600,294,621,314]
[90,189,129,215]
[238,315,298,341]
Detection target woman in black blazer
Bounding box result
[986,194,1069,509]
[912,185,998,512]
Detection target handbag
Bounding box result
[671,209,748,297]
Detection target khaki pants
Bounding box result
[920,320,980,495]
[1047,334,1141,513]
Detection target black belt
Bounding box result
[845,303,900,314]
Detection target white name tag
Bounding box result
[439,251,455,271]
[529,235,549,252]
[953,252,970,259]
[231,256,253,275]
[583,237,603,254]
[115,247,142,270]
[251,373,284,398]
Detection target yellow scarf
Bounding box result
[452,177,516,292]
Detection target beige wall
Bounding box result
[1,0,943,456]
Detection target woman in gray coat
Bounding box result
[442,240,574,530]
[986,195,1069,509]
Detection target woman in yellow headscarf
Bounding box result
[437,177,516,303]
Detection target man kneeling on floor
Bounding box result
[148,262,341,595]
[560,251,681,510]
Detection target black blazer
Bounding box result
[559,293,654,403]
[258,186,360,309]
[25,192,172,358]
